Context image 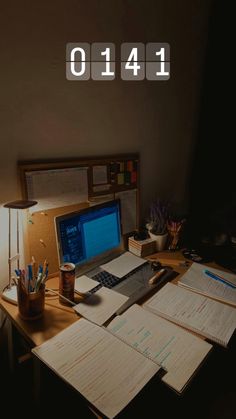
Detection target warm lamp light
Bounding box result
[2,200,37,304]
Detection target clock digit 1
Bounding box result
[155,47,169,77]
[101,48,115,76]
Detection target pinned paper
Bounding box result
[117,173,124,185]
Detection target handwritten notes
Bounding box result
[143,283,236,347]
[108,304,212,393]
[178,262,236,306]
[32,319,159,419]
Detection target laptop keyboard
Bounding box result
[90,262,149,294]
[91,271,121,292]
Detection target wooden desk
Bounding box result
[0,251,190,349]
[0,251,220,415]
[0,276,81,349]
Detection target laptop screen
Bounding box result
[55,200,122,267]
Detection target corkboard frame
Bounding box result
[18,154,140,276]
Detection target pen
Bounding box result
[46,288,77,306]
[203,269,236,289]
[148,268,166,285]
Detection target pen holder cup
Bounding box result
[17,282,45,321]
[168,230,180,251]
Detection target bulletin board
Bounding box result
[18,154,140,275]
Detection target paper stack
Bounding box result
[128,236,156,257]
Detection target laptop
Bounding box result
[54,199,172,304]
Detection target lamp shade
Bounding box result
[4,200,38,209]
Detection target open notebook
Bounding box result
[143,282,236,347]
[178,262,236,306]
[32,302,212,418]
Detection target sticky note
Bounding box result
[117,173,124,185]
[131,171,137,183]
[119,162,125,172]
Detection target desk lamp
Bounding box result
[2,199,37,304]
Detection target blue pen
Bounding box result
[28,264,33,292]
[204,269,236,289]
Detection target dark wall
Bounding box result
[0,1,211,287]
[188,0,235,247]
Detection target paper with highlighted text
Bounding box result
[107,304,212,393]
[32,318,160,419]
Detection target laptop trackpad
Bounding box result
[114,279,144,297]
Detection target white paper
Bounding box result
[92,165,108,185]
[108,304,212,393]
[144,283,236,347]
[73,287,128,326]
[178,262,236,306]
[115,189,137,234]
[26,167,88,212]
[74,275,99,294]
[32,319,160,419]
[100,251,146,278]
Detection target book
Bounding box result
[32,302,212,418]
[143,282,236,347]
[128,236,156,257]
[178,262,236,306]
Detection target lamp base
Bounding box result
[2,285,18,305]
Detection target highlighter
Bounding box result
[148,268,166,285]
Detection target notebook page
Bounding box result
[143,283,236,347]
[32,319,160,419]
[107,304,212,393]
[74,287,128,325]
[100,251,146,278]
[178,262,236,306]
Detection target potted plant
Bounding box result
[146,200,169,251]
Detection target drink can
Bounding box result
[59,263,75,304]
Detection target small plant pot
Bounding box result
[148,232,168,252]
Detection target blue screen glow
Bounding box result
[57,201,121,266]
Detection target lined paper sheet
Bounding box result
[74,275,99,294]
[178,262,236,306]
[32,319,160,419]
[107,304,212,393]
[73,287,128,325]
[143,283,236,347]
[100,251,146,278]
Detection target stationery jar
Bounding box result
[17,281,45,321]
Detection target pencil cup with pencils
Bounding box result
[167,219,185,251]
[16,259,48,320]
[17,281,45,321]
